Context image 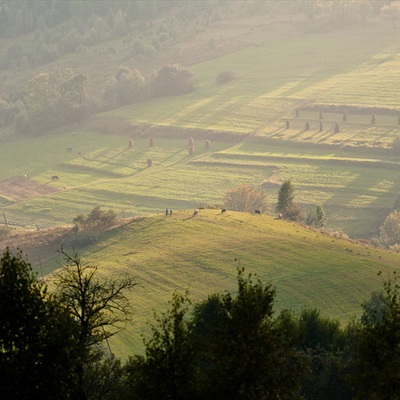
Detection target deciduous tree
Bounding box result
[223,183,268,213]
[54,249,137,399]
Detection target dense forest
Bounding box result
[1,247,400,400]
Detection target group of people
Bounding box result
[165,208,172,216]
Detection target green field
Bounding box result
[2,12,400,240]
[40,210,400,357]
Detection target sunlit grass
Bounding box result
[41,211,400,357]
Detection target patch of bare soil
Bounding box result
[0,176,59,202]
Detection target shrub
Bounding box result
[283,204,303,222]
[72,206,116,233]
[216,70,234,84]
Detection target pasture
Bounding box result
[41,210,400,357]
[2,19,400,238]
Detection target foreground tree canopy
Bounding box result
[1,248,400,400]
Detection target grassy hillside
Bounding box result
[39,210,400,357]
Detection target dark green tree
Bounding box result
[0,248,80,400]
[125,291,196,400]
[276,180,303,221]
[276,308,355,400]
[193,268,306,400]
[352,271,400,399]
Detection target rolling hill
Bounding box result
[33,209,400,357]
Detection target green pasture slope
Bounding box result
[2,19,400,238]
[42,210,400,357]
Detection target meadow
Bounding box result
[41,210,400,357]
[1,18,400,237]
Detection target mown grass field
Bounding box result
[41,210,400,357]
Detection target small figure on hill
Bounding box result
[166,208,169,216]
[305,121,310,131]
[221,209,226,214]
[371,114,376,125]
[193,209,199,216]
[279,213,283,219]
[169,209,172,216]
[334,122,340,133]
[255,209,261,215]
[285,120,290,129]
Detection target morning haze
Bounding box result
[1,1,400,399]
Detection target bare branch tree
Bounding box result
[54,249,137,351]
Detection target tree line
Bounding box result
[0,64,196,135]
[1,247,400,400]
